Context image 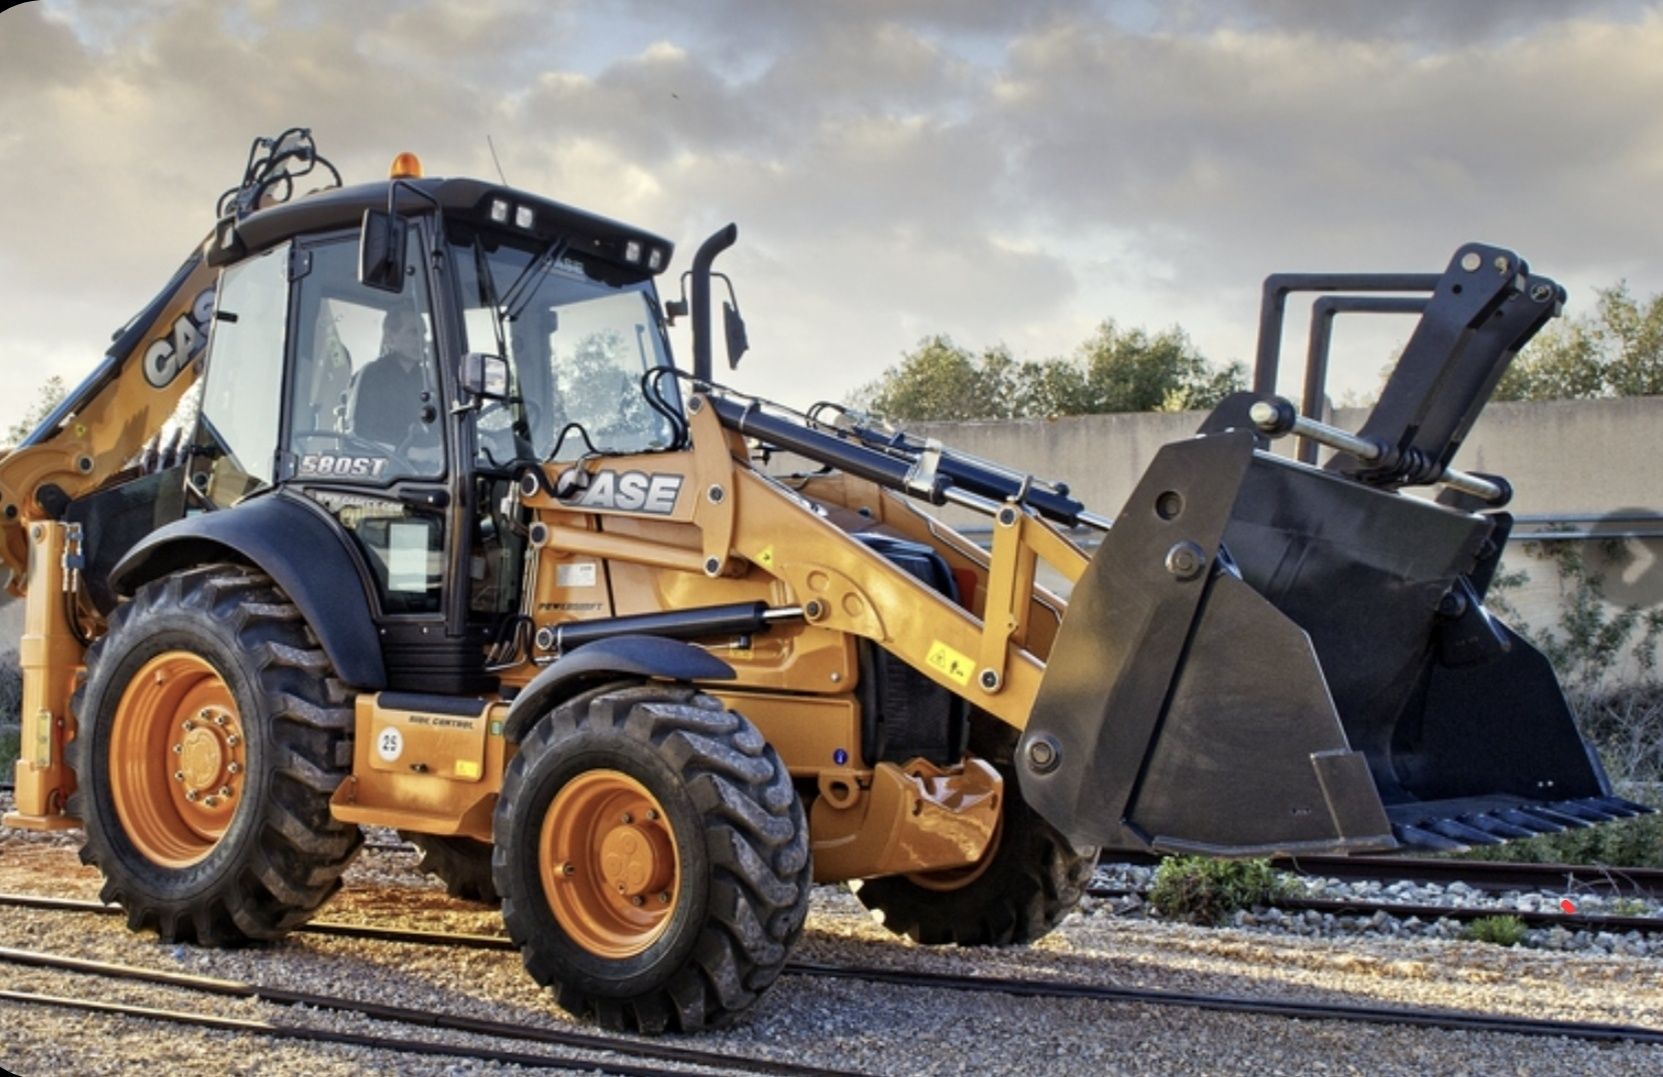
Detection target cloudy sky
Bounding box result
[3,0,1662,436]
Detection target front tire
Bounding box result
[494,684,811,1033]
[68,564,360,944]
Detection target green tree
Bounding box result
[1495,284,1663,402]
[4,375,68,447]
[854,324,1244,423]
[854,336,1022,422]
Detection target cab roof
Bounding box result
[232,176,675,278]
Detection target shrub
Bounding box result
[1464,915,1527,947]
[0,647,19,726]
[1148,856,1287,925]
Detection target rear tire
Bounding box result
[68,564,360,944]
[402,832,500,904]
[493,684,811,1032]
[852,771,1096,946]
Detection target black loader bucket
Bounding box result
[1017,242,1657,856]
[1017,430,1644,856]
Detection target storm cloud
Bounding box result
[2,0,1661,428]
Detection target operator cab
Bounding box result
[189,154,682,692]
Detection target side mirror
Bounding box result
[358,209,408,293]
[461,352,510,401]
[723,301,749,370]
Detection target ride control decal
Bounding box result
[142,287,217,388]
[556,469,682,515]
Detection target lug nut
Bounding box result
[227,762,242,774]
[213,714,228,727]
[173,770,185,783]
[658,891,671,905]
[561,862,575,876]
[172,744,183,755]
[185,790,199,802]
[181,721,195,732]
[204,796,219,807]
[631,895,645,907]
[620,812,633,825]
[644,809,658,821]
[199,708,213,719]
[219,786,233,797]
[226,735,240,747]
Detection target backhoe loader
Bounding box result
[1,130,1645,1032]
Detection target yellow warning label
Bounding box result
[455,759,481,779]
[925,640,975,687]
[757,545,776,568]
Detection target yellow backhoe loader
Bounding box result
[2,130,1644,1031]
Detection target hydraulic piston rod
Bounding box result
[1249,399,1508,505]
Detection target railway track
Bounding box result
[1099,851,1663,898]
[0,945,856,1077]
[2,893,1661,1048]
[1088,883,1663,934]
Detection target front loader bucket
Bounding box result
[1018,429,1644,856]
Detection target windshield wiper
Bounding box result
[499,238,569,325]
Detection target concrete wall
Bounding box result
[909,396,1663,522]
[906,397,1663,681]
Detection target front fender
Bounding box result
[109,491,386,689]
[503,635,734,743]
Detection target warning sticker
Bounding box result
[556,561,598,588]
[756,546,776,568]
[455,759,481,779]
[925,640,975,687]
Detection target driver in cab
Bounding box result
[349,307,438,449]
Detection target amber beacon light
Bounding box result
[388,152,424,179]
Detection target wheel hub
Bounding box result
[111,652,245,868]
[539,769,680,959]
[599,823,673,897]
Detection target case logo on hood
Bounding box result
[556,469,682,515]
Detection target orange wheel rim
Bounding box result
[539,769,680,958]
[110,651,246,868]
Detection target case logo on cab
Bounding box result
[556,469,682,515]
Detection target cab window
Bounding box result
[286,233,444,483]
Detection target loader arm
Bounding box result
[0,245,214,830]
[0,249,214,590]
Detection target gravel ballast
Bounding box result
[1,802,1660,1076]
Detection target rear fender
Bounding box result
[108,491,386,689]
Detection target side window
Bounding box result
[288,234,443,483]
[195,243,289,508]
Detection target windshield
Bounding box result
[450,225,679,465]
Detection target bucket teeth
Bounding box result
[1425,819,1505,846]
[1391,823,1468,853]
[1459,814,1535,840]
[1548,800,1612,823]
[1594,796,1654,818]
[1494,809,1560,834]
[1523,806,1593,830]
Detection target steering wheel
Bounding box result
[291,429,395,459]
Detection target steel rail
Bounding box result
[5,896,1662,1047]
[786,961,1663,1046]
[1099,852,1663,897]
[1086,886,1663,934]
[0,945,860,1077]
